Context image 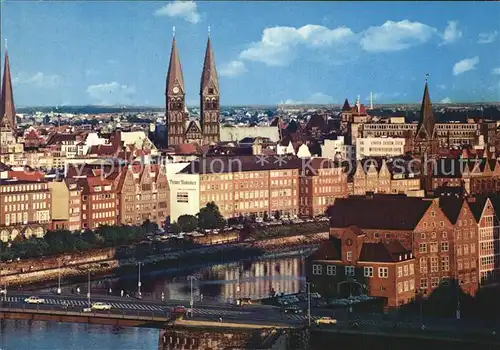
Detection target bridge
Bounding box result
[2,292,500,349]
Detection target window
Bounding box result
[420,278,428,289]
[419,243,427,253]
[326,265,336,276]
[347,251,353,261]
[441,242,449,252]
[430,243,438,253]
[421,233,426,240]
[409,280,415,290]
[176,192,189,203]
[397,266,403,278]
[431,257,439,272]
[442,231,448,239]
[364,267,373,277]
[404,265,409,276]
[470,244,475,254]
[378,267,389,278]
[409,264,414,275]
[441,256,450,271]
[431,277,440,288]
[420,257,427,273]
[345,266,355,276]
[312,264,322,275]
[404,281,409,292]
[397,282,403,294]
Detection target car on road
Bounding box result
[0,288,6,296]
[284,305,303,314]
[24,296,45,304]
[315,317,337,325]
[91,302,112,310]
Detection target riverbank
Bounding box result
[5,232,327,289]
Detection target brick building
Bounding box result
[322,194,479,304]
[306,227,416,307]
[116,164,169,227]
[299,158,348,217]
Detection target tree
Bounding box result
[249,213,257,223]
[169,222,181,234]
[177,214,198,232]
[263,212,270,222]
[142,219,158,234]
[274,211,281,221]
[197,202,226,230]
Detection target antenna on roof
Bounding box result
[172,26,176,38]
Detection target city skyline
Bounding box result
[1,1,500,107]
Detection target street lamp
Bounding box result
[137,262,142,298]
[187,276,195,317]
[87,270,91,308]
[57,260,62,295]
[306,282,312,326]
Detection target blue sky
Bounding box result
[1,1,500,107]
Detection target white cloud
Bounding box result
[155,1,200,24]
[86,82,135,105]
[13,72,61,88]
[440,97,453,104]
[219,60,247,77]
[360,20,437,52]
[478,31,498,44]
[492,67,500,75]
[441,21,462,45]
[452,56,479,76]
[239,25,355,66]
[283,92,336,105]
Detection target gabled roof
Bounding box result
[358,240,412,263]
[438,196,465,224]
[328,195,433,230]
[309,236,342,261]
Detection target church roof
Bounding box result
[416,81,436,139]
[200,37,219,94]
[0,49,16,130]
[166,37,185,95]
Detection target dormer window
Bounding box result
[208,88,214,94]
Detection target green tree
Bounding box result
[197,202,226,230]
[177,214,198,232]
[142,219,158,234]
[263,212,270,222]
[274,211,281,221]
[169,222,181,234]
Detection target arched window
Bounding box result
[0,230,9,242]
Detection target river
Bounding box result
[0,254,307,349]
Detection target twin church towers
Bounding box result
[165,28,220,147]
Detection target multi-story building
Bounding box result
[116,164,169,227]
[327,194,479,300]
[349,158,421,196]
[306,227,416,307]
[48,178,82,231]
[77,174,117,229]
[468,197,500,285]
[0,178,51,242]
[356,137,405,160]
[169,156,307,221]
[299,158,348,217]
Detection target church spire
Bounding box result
[165,27,185,95]
[200,27,218,94]
[1,38,16,131]
[416,73,435,139]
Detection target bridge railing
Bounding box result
[0,301,170,321]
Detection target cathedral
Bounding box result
[165,30,220,147]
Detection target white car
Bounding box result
[24,296,45,304]
[315,317,337,325]
[91,302,112,310]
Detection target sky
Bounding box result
[1,1,500,107]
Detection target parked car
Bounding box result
[315,317,337,325]
[24,296,45,304]
[284,305,303,314]
[91,302,112,310]
[0,288,6,296]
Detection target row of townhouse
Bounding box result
[307,194,500,307]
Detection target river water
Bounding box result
[0,254,306,349]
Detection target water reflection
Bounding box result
[116,255,306,301]
[0,320,158,350]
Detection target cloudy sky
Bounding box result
[1,1,500,107]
